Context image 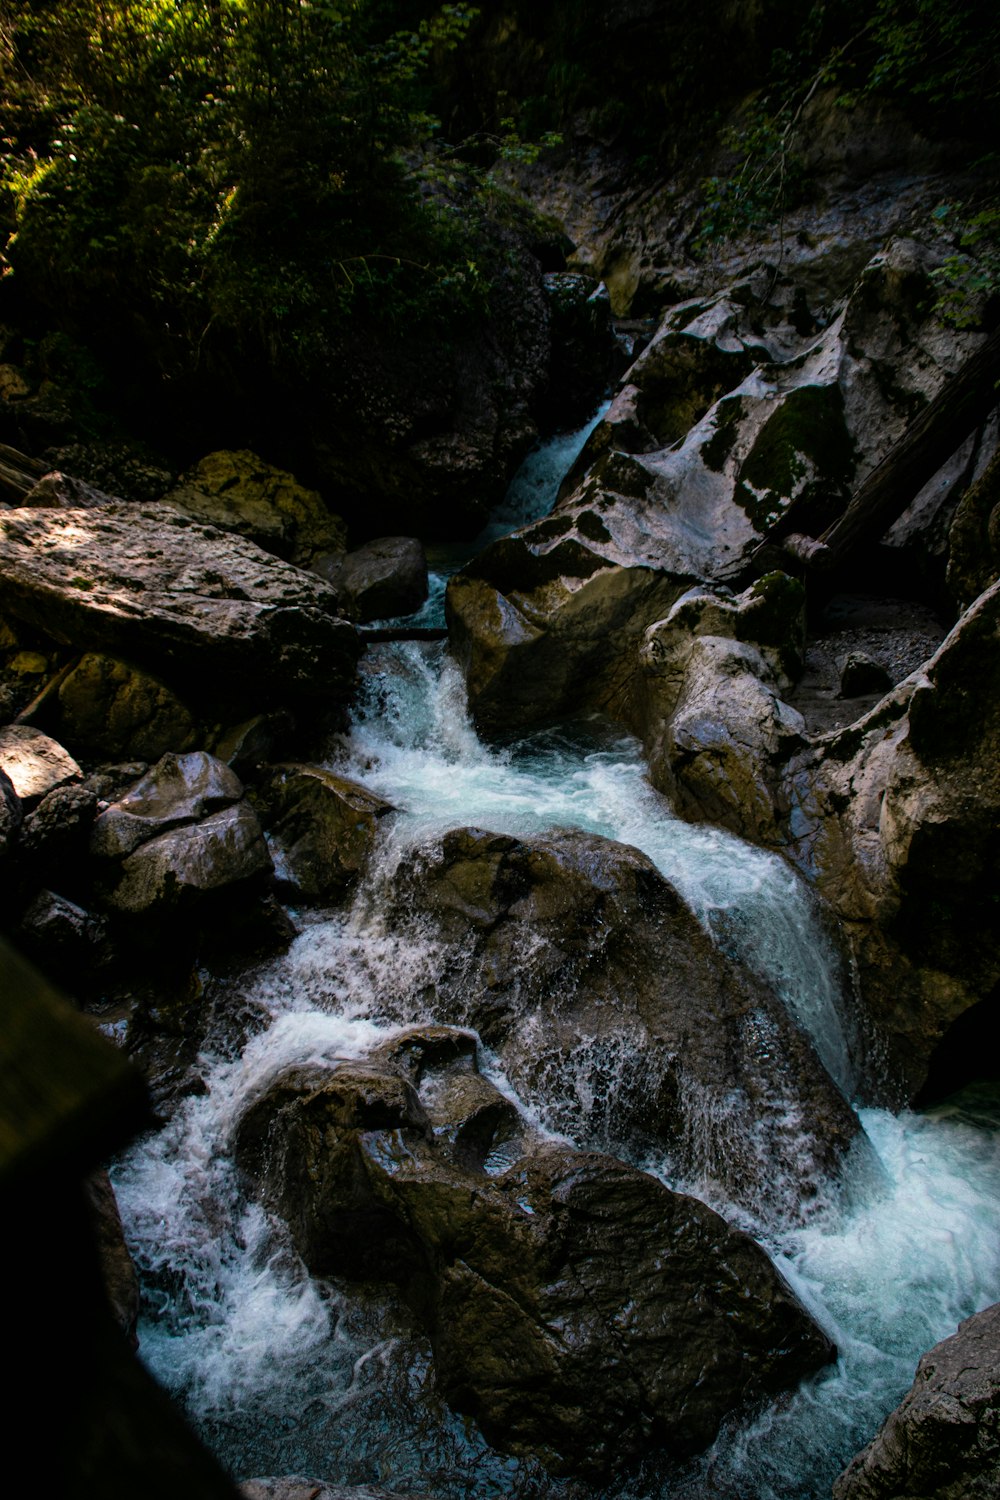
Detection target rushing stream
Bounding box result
[113,412,1000,1498]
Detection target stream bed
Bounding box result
[113,415,1000,1499]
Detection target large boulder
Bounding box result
[448,240,986,736]
[235,1047,834,1478]
[833,1302,1000,1500]
[0,504,360,718]
[383,826,861,1219]
[161,450,346,568]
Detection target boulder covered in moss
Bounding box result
[161,450,347,568]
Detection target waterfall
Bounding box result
[112,412,1000,1498]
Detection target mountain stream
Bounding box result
[113,412,1000,1499]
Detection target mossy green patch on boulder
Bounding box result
[162,449,347,568]
[735,383,854,533]
[55,653,200,762]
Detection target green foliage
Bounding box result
[0,0,504,369]
[694,2,1000,255]
[929,193,1000,329]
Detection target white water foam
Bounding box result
[112,415,1000,1497]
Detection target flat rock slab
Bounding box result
[0,504,360,711]
[0,724,81,802]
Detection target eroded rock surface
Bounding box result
[782,580,1000,1101]
[235,1038,835,1478]
[384,825,861,1218]
[834,1302,1000,1500]
[313,536,428,624]
[0,503,360,715]
[448,239,986,736]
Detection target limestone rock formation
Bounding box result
[833,1302,1000,1500]
[0,503,360,717]
[448,239,986,736]
[234,1042,835,1478]
[384,825,861,1218]
[781,579,1000,1101]
[637,574,807,845]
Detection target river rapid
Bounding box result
[113,414,1000,1499]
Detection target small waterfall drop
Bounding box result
[112,411,1000,1499]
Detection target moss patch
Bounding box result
[702,395,747,473]
[735,383,855,532]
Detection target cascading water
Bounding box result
[113,413,1000,1498]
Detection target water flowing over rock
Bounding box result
[384,825,861,1219]
[833,1301,1000,1500]
[234,1042,835,1479]
[0,503,360,717]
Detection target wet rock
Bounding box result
[0,503,360,716]
[782,579,1000,1101]
[53,653,200,762]
[387,826,861,1219]
[368,1025,480,1085]
[0,724,81,804]
[83,1170,140,1349]
[236,1059,834,1478]
[162,450,346,568]
[833,1301,1000,1500]
[81,761,149,804]
[212,713,295,775]
[449,240,985,736]
[313,537,428,624]
[255,765,393,901]
[91,752,244,860]
[637,575,807,846]
[102,801,271,916]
